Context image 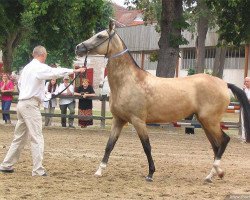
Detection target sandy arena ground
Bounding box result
[0,124,249,200]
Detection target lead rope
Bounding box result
[44,52,89,102]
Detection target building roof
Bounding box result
[113,3,144,27]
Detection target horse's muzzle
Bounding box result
[75,44,87,57]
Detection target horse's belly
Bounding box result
[146,104,194,123]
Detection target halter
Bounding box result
[105,30,128,59]
[109,48,128,59]
[79,30,116,58]
[80,30,129,59]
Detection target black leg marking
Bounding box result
[215,131,230,159]
[102,137,119,164]
[140,137,155,181]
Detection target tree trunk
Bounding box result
[2,43,14,73]
[156,0,182,78]
[212,47,226,78]
[195,0,209,74]
[2,31,22,73]
[2,47,13,73]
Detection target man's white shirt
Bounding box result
[18,59,73,102]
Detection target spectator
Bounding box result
[0,45,85,176]
[0,73,14,124]
[75,79,95,128]
[58,75,75,128]
[240,76,250,143]
[43,79,58,126]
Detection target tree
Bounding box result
[212,46,226,78]
[180,0,217,74]
[31,0,112,67]
[0,1,31,73]
[156,0,184,77]
[207,0,250,46]
[194,0,209,73]
[207,0,250,78]
[126,0,188,78]
[0,0,113,72]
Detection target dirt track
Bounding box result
[0,125,249,200]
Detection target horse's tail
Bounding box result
[227,83,250,143]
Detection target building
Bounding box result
[113,3,144,27]
[115,24,250,88]
[109,4,250,87]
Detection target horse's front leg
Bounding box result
[132,118,155,182]
[95,116,126,177]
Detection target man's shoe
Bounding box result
[69,125,75,128]
[42,173,47,176]
[0,166,14,173]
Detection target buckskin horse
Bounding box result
[75,21,250,182]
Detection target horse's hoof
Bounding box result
[218,171,224,179]
[94,171,102,177]
[145,176,153,182]
[204,178,213,183]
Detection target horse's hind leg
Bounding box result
[95,116,126,176]
[199,119,230,182]
[132,118,155,181]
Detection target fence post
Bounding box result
[100,95,107,128]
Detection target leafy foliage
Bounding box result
[12,39,31,71]
[27,0,113,67]
[187,67,196,75]
[0,1,25,46]
[206,0,250,45]
[1,0,113,71]
[149,51,158,62]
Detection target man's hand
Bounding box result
[74,67,86,74]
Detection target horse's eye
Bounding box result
[97,35,104,39]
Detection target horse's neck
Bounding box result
[107,54,131,80]
[107,53,146,91]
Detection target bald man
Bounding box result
[241,77,250,143]
[0,45,85,176]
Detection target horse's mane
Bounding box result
[116,31,143,70]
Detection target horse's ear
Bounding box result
[109,20,115,32]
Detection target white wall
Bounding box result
[83,55,108,94]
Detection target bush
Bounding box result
[187,68,195,75]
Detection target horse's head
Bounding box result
[75,21,123,57]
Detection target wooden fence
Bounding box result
[0,92,241,130]
[0,92,111,128]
